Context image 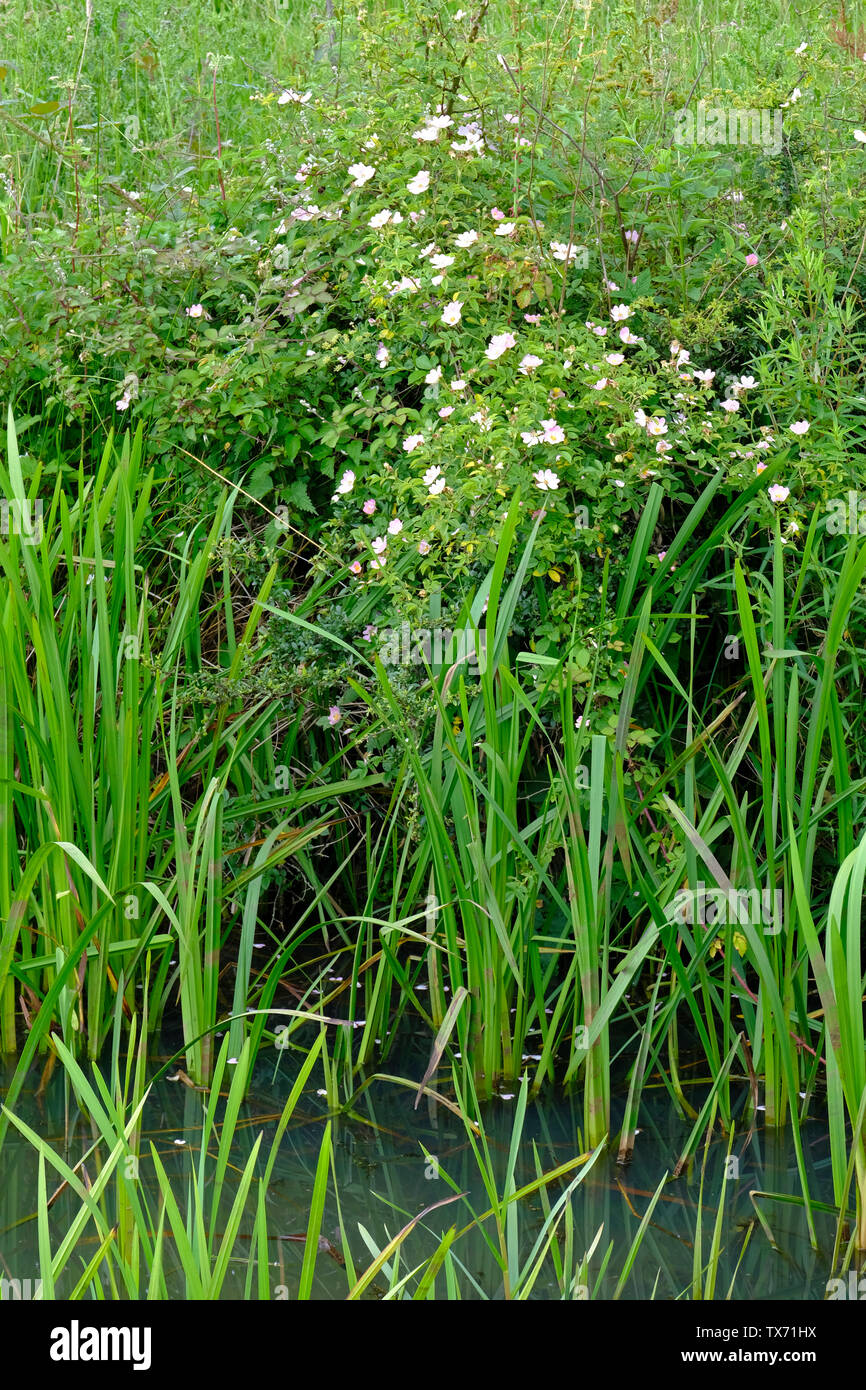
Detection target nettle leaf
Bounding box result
[244,460,275,498]
[283,479,315,513]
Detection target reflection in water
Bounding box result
[0,1034,839,1300]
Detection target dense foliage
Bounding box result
[1,0,866,1299]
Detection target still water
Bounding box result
[0,1029,841,1300]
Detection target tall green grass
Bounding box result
[0,411,381,1084]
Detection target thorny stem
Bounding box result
[443,0,490,116]
[213,67,227,206]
